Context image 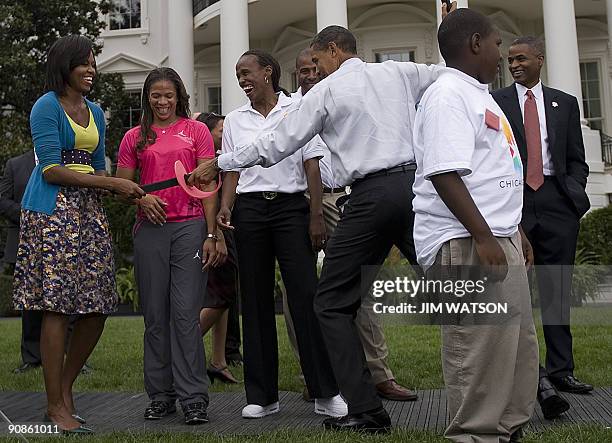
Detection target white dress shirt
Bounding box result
[515,81,555,176]
[291,88,337,189]
[413,69,523,267]
[219,57,445,187]
[222,92,323,194]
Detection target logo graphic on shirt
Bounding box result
[175,130,194,145]
[193,250,201,260]
[501,118,523,175]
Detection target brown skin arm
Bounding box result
[304,158,327,251]
[116,167,168,225]
[188,157,218,186]
[430,171,508,281]
[44,165,144,200]
[198,157,220,269]
[216,171,240,231]
[518,225,534,270]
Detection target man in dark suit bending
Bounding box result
[492,36,592,421]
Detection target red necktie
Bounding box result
[524,90,544,191]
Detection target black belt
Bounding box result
[323,187,345,194]
[353,163,416,185]
[239,191,302,201]
[61,149,92,166]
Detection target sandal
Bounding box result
[207,364,240,384]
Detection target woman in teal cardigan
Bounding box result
[13,35,144,434]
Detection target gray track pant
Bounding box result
[134,218,209,407]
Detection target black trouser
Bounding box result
[221,231,241,357]
[314,170,417,414]
[233,192,338,405]
[20,310,43,364]
[522,177,579,379]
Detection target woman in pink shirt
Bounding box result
[116,67,225,425]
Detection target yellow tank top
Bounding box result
[43,108,99,174]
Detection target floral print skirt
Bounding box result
[13,187,117,315]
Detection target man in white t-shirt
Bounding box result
[413,9,539,442]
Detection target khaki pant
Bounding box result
[432,233,539,443]
[284,190,394,385]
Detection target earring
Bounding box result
[265,76,269,84]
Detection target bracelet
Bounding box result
[206,233,219,241]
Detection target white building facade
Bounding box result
[98,0,612,208]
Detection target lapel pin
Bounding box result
[552,101,558,108]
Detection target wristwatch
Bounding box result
[206,233,219,241]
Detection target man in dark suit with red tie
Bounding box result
[492,36,592,420]
[0,150,38,372]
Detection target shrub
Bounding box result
[577,205,612,265]
[0,274,17,317]
[116,266,139,312]
[103,196,136,269]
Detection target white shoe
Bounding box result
[314,394,348,417]
[241,402,280,419]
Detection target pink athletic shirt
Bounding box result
[117,117,215,222]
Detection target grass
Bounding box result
[0,307,610,441]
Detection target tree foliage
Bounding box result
[0,0,131,170]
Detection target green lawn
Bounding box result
[0,307,610,441]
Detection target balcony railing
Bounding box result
[193,0,220,16]
[601,132,612,168]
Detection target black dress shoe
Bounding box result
[510,427,523,442]
[323,407,391,434]
[551,375,594,394]
[226,352,243,367]
[537,376,570,420]
[12,362,40,374]
[144,400,176,419]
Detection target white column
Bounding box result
[168,0,195,109]
[220,0,249,114]
[436,1,469,63]
[542,0,584,122]
[316,0,348,32]
[607,0,612,48]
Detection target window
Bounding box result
[119,90,142,132]
[580,61,603,131]
[207,86,222,114]
[374,50,415,63]
[109,0,141,30]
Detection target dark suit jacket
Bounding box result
[0,150,35,263]
[492,84,590,217]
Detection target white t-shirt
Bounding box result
[221,92,323,194]
[412,68,524,267]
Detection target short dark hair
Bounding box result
[438,9,494,63]
[45,35,95,95]
[311,25,357,54]
[196,112,225,132]
[295,47,313,69]
[510,36,545,57]
[241,49,289,96]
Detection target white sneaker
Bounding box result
[241,402,280,419]
[314,394,348,417]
